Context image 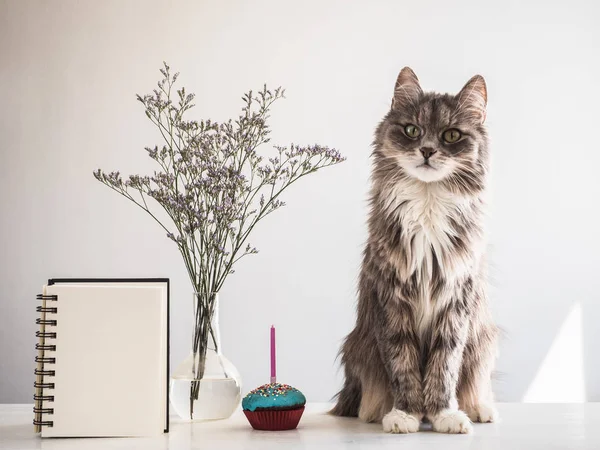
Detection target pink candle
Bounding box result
[270,325,276,384]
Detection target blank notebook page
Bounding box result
[42,284,167,437]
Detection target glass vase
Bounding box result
[170,292,242,421]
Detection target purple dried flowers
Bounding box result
[93,63,345,298]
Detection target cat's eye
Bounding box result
[404,124,421,139]
[443,129,462,143]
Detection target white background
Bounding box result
[1,0,599,404]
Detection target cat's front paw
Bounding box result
[382,408,421,434]
[465,404,498,423]
[430,409,473,434]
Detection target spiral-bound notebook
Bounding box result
[34,278,169,437]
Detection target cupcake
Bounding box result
[242,383,306,430]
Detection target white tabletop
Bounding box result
[1,403,599,449]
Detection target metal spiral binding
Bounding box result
[34,294,58,431]
[36,331,57,339]
[36,318,57,326]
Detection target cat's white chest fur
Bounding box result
[384,180,478,338]
[385,181,469,277]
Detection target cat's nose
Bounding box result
[420,147,437,159]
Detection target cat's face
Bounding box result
[380,68,488,184]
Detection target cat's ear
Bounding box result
[392,67,422,110]
[456,75,487,124]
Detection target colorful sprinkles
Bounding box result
[248,383,295,398]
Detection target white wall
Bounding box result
[2,0,599,404]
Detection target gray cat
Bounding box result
[331,68,498,434]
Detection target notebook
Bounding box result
[33,278,169,437]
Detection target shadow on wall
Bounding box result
[494,297,600,402]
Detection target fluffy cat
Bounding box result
[331,68,498,434]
